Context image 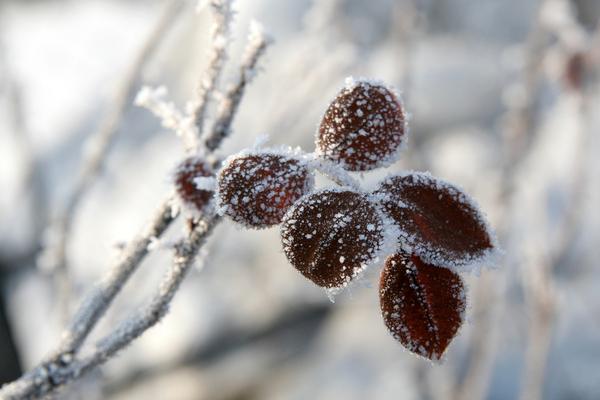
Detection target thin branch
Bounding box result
[0,198,178,400]
[190,0,233,150]
[43,0,183,321]
[77,214,220,374]
[308,156,361,190]
[204,21,272,151]
[57,198,178,355]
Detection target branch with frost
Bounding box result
[0,199,178,400]
[136,0,234,152]
[307,156,361,190]
[0,11,271,399]
[204,21,273,151]
[76,214,220,374]
[136,19,272,154]
[58,198,177,354]
[190,0,233,147]
[134,85,195,142]
[0,215,220,400]
[39,0,183,321]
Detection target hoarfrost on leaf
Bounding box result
[316,77,407,172]
[379,252,466,361]
[216,148,314,228]
[375,171,500,274]
[174,156,215,215]
[280,189,385,289]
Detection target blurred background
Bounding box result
[1,0,600,399]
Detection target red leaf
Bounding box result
[280,190,384,288]
[174,156,214,213]
[217,151,313,228]
[376,172,495,271]
[379,252,466,360]
[317,78,406,172]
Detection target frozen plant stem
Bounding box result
[58,198,177,354]
[190,0,233,150]
[204,21,272,151]
[78,215,220,372]
[309,157,361,190]
[0,200,177,399]
[0,213,220,400]
[46,0,183,322]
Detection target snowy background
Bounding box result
[1,0,600,399]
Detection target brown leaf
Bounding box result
[174,156,214,213]
[281,190,384,288]
[379,252,466,360]
[317,78,406,172]
[376,172,495,270]
[217,152,312,228]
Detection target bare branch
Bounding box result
[0,198,178,400]
[307,156,361,190]
[204,21,273,151]
[77,214,220,374]
[57,198,178,355]
[190,0,234,150]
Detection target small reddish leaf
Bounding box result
[217,151,313,228]
[174,156,214,213]
[317,78,406,172]
[380,252,466,360]
[376,172,495,271]
[281,190,384,288]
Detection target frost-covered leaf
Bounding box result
[375,172,497,272]
[280,189,385,288]
[379,252,466,360]
[174,156,214,213]
[216,150,313,228]
[316,77,406,172]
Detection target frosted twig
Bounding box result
[73,215,220,378]
[308,156,361,190]
[57,198,178,354]
[43,0,183,322]
[134,85,196,143]
[0,198,178,400]
[204,20,273,151]
[189,0,233,151]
